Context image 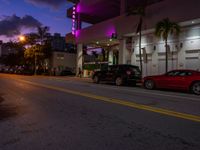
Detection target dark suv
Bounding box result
[92,64,141,86]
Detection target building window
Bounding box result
[57,54,64,60]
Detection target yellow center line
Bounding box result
[4,75,200,123]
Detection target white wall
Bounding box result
[75,0,200,76]
[51,52,76,73]
[129,24,200,76]
[76,0,200,44]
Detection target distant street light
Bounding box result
[19,35,26,42]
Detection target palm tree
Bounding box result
[155,18,180,73]
[16,26,51,75]
[127,3,147,76]
[24,33,38,46]
[36,26,50,45]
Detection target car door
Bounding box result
[158,71,180,89]
[167,71,193,90]
[105,65,117,81]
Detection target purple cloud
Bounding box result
[0,14,42,37]
[25,0,66,9]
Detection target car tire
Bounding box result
[144,80,155,90]
[115,77,123,86]
[191,81,200,95]
[93,75,100,84]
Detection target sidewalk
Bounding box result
[67,76,92,82]
[52,76,142,86]
[36,74,143,86]
[53,76,93,83]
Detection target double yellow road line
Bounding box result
[15,78,200,123]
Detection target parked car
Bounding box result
[143,69,200,95]
[92,64,141,86]
[60,69,75,76]
[14,66,33,75]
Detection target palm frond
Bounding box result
[155,18,180,40]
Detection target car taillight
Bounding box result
[126,70,131,75]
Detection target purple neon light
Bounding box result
[72,5,77,35]
[106,25,116,38]
[75,30,80,37]
[76,4,80,13]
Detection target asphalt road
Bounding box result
[0,74,200,150]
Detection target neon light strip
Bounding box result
[72,5,76,35]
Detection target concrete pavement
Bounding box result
[0,74,200,150]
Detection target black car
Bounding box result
[60,69,75,76]
[92,64,141,86]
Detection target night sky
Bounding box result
[0,0,74,42]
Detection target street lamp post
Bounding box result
[34,51,44,75]
[34,52,37,75]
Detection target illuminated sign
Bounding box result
[72,5,77,35]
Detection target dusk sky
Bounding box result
[0,0,74,42]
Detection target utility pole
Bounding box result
[139,27,143,76]
[34,52,37,75]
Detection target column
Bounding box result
[108,50,113,65]
[151,47,159,75]
[76,43,83,76]
[119,39,127,64]
[177,48,185,69]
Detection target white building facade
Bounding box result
[67,0,200,76]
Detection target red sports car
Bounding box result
[143,69,200,95]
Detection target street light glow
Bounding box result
[19,35,25,42]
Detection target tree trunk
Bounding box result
[165,39,168,73]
